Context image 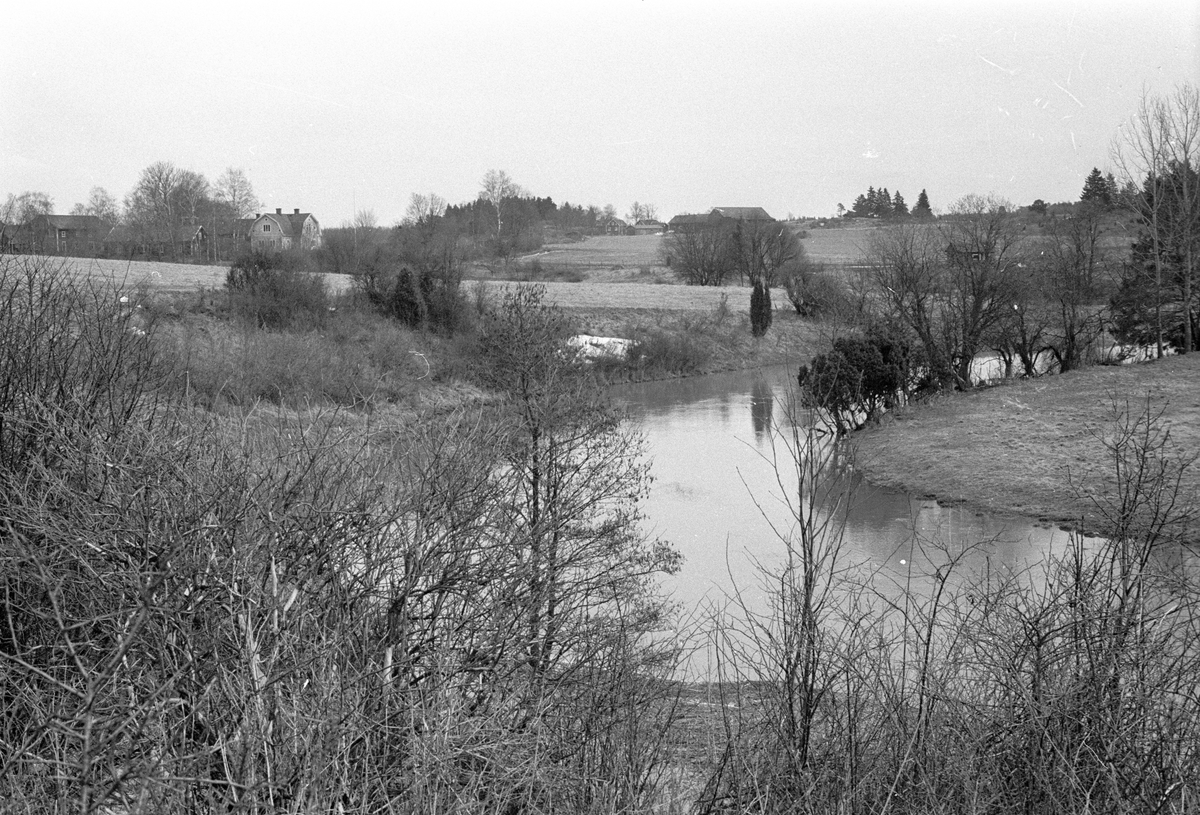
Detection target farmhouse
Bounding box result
[102,223,209,260]
[631,219,666,235]
[250,208,322,252]
[24,214,108,255]
[600,216,628,236]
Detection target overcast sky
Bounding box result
[3,1,1197,226]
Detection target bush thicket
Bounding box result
[225,249,329,330]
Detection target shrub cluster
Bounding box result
[705,397,1200,814]
[0,259,684,814]
[225,249,329,330]
[797,324,924,432]
[357,264,467,333]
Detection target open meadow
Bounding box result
[36,254,356,294]
[854,353,1200,540]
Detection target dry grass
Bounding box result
[854,353,1200,537]
[487,280,771,312]
[527,234,665,270]
[800,224,879,263]
[17,254,354,294]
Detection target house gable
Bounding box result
[250,208,321,251]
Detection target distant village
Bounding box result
[0,207,322,263]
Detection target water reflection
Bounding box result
[616,366,1087,616]
[749,378,773,441]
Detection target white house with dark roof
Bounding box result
[249,208,322,252]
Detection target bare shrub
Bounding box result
[226,249,329,330]
[700,386,1200,814]
[1,261,688,813]
[156,309,428,407]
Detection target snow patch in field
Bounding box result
[567,334,634,361]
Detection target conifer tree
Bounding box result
[892,191,909,217]
[1081,168,1115,208]
[912,189,933,218]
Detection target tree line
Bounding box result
[839,187,933,219]
[2,164,261,262]
[795,84,1199,434]
[2,165,656,265]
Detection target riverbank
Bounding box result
[852,354,1200,542]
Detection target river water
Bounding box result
[615,366,1087,617]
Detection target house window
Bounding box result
[262,224,271,232]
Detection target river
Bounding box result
[616,365,1089,618]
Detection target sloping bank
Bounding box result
[851,354,1200,542]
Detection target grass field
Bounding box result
[25,255,356,294]
[529,227,878,270]
[800,223,878,263]
[853,354,1200,540]
[526,234,666,271]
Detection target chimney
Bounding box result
[294,208,300,215]
[276,208,282,215]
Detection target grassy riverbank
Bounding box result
[853,353,1200,540]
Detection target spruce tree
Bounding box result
[893,191,909,216]
[913,189,933,218]
[878,188,892,217]
[1080,168,1114,208]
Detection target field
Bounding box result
[31,252,781,314]
[799,223,878,263]
[29,255,356,294]
[853,353,1200,540]
[528,226,878,272]
[524,234,666,272]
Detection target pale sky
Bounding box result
[3,1,1197,226]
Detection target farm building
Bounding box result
[599,216,629,236]
[250,208,322,252]
[23,214,108,255]
[632,219,666,235]
[668,207,774,233]
[102,223,209,260]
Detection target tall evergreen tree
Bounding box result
[892,191,909,217]
[1080,168,1115,208]
[912,189,933,218]
[878,188,892,218]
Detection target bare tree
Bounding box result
[69,187,119,226]
[867,198,1025,391]
[213,167,260,219]
[352,209,378,230]
[402,192,447,227]
[1034,202,1112,372]
[662,220,736,285]
[480,169,520,237]
[1110,86,1194,355]
[627,202,657,223]
[1158,83,1200,352]
[1,191,54,225]
[938,194,1025,385]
